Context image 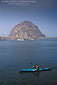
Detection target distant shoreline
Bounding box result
[37,37,57,39]
[0,36,57,39]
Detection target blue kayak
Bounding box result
[20,68,51,72]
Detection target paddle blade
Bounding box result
[30,62,32,64]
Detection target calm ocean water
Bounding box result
[0,38,57,85]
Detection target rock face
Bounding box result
[9,21,45,39]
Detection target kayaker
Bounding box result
[33,65,36,69]
[36,64,39,71]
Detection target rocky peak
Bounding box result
[9,21,45,39]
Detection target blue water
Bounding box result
[0,38,57,85]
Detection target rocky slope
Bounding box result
[9,21,45,39]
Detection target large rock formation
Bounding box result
[9,21,45,39]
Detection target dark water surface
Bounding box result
[0,38,57,85]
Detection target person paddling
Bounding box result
[30,62,39,71]
[30,62,36,69]
[33,65,36,69]
[36,64,39,72]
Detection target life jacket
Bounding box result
[36,65,39,69]
[37,66,39,67]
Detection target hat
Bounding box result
[36,64,38,66]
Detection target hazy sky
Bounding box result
[0,0,57,37]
